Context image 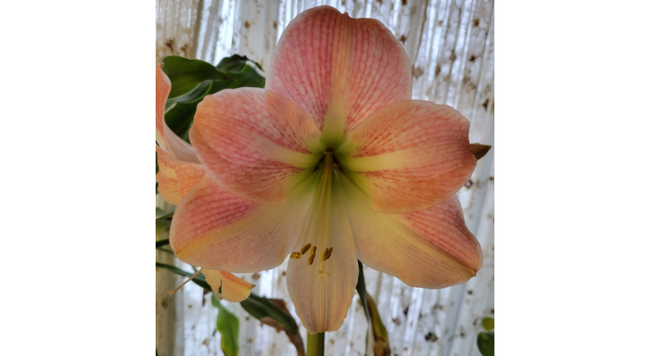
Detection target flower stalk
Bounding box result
[306,332,325,356]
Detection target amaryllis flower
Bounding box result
[168,6,482,333]
[156,65,254,303]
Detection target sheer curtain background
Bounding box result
[155,0,494,355]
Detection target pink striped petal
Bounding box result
[266,6,411,135]
[190,88,322,204]
[339,101,476,213]
[156,145,206,205]
[204,270,254,303]
[170,174,312,272]
[340,175,482,289]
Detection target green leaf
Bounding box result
[156,208,174,219]
[163,102,198,142]
[166,81,213,105]
[225,65,265,89]
[356,261,390,356]
[215,54,265,90]
[155,260,299,339]
[240,293,297,334]
[162,56,227,99]
[216,54,263,72]
[477,331,494,356]
[367,295,390,356]
[155,262,212,291]
[254,298,305,356]
[160,54,265,144]
[355,261,371,319]
[156,212,174,240]
[355,260,371,356]
[481,317,494,332]
[212,294,239,356]
[155,239,170,249]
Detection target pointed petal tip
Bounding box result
[469,143,492,160]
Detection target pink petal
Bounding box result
[340,175,482,289]
[169,174,311,272]
[156,64,200,163]
[339,100,476,213]
[265,6,411,134]
[286,180,358,333]
[190,88,322,204]
[204,270,254,303]
[156,64,171,150]
[156,145,206,205]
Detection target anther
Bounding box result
[290,252,301,259]
[300,243,312,255]
[321,247,333,261]
[308,246,317,266]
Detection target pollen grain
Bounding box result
[290,252,301,259]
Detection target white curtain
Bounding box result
[156,0,494,355]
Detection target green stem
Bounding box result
[306,332,325,356]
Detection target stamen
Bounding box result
[308,246,317,266]
[300,243,312,255]
[321,247,333,261]
[168,268,204,296]
[298,152,335,269]
[290,252,301,259]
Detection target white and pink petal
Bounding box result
[156,64,172,150]
[340,174,482,289]
[286,176,358,333]
[204,269,255,303]
[156,64,201,163]
[169,174,313,272]
[265,6,412,134]
[339,100,476,213]
[190,88,322,205]
[156,145,206,205]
